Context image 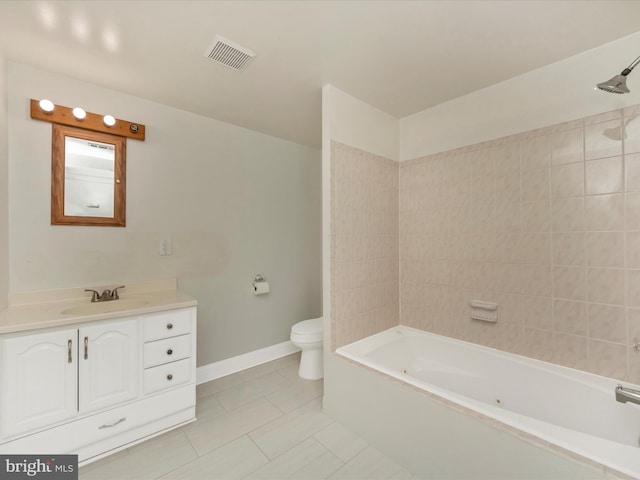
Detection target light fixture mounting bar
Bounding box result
[29,99,145,141]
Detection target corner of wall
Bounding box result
[321,85,333,354]
[322,85,401,400]
[324,85,400,161]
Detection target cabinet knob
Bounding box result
[167,374,173,381]
[167,349,173,355]
[166,323,173,330]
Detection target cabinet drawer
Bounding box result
[0,385,195,458]
[143,309,193,342]
[144,358,191,395]
[144,334,191,368]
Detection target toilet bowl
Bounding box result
[290,317,323,380]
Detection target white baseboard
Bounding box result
[196,341,300,384]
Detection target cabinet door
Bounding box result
[1,328,78,439]
[79,319,139,413]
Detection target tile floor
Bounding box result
[79,353,415,479]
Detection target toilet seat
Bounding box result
[291,318,323,342]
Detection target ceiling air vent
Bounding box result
[204,34,255,71]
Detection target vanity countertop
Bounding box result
[0,281,197,334]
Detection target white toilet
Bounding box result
[290,317,323,380]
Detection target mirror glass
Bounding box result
[52,124,126,226]
[64,136,115,218]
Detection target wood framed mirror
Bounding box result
[51,124,126,226]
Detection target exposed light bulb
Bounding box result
[39,99,55,113]
[103,115,116,127]
[72,107,86,120]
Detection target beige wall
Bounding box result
[330,141,398,348]
[400,105,640,383]
[7,62,322,365]
[0,52,8,309]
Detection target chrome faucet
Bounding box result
[85,285,125,303]
[615,385,640,405]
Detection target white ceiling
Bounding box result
[1,1,639,147]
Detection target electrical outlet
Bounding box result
[159,239,172,256]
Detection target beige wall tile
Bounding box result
[584,194,624,231]
[588,303,627,344]
[625,153,640,191]
[585,157,623,195]
[555,334,588,370]
[491,143,520,176]
[523,328,555,363]
[628,308,640,342]
[522,296,553,330]
[496,293,523,325]
[554,299,587,336]
[521,168,550,202]
[552,232,585,266]
[628,350,640,385]
[627,232,640,268]
[587,268,625,306]
[623,113,640,155]
[550,128,583,165]
[628,310,640,383]
[587,339,627,379]
[494,323,525,354]
[331,142,398,349]
[494,232,523,264]
[627,270,640,308]
[520,233,551,265]
[586,231,625,268]
[520,136,549,171]
[585,120,623,160]
[553,266,587,301]
[335,106,640,382]
[522,201,551,232]
[551,163,584,198]
[495,172,520,204]
[449,260,474,290]
[495,202,522,232]
[493,263,522,294]
[626,192,640,230]
[520,264,552,297]
[551,197,585,232]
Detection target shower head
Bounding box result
[597,55,640,94]
[597,74,630,94]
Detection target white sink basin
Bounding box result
[61,299,149,316]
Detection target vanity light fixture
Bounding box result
[30,99,145,140]
[38,99,55,114]
[72,107,87,120]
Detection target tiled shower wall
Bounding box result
[400,104,640,383]
[331,141,398,348]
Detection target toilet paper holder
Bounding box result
[252,274,270,296]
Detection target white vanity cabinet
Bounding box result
[78,319,139,414]
[0,328,78,439]
[0,305,196,465]
[142,308,193,395]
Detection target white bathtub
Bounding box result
[337,326,640,479]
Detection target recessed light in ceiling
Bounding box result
[204,34,255,72]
